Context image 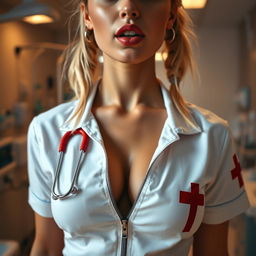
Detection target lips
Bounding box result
[115,24,145,38]
[115,24,145,46]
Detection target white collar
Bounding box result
[160,82,201,135]
[60,78,202,135]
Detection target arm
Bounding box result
[193,221,229,256]
[30,213,64,256]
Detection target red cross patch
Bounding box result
[179,183,204,232]
[231,154,244,188]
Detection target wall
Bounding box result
[0,21,61,119]
[240,6,256,110]
[183,27,240,124]
[0,20,61,242]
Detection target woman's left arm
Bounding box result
[193,221,229,256]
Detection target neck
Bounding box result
[97,54,163,112]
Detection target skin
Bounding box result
[30,213,64,256]
[30,1,229,255]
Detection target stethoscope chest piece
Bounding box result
[52,128,89,200]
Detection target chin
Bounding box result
[107,51,157,65]
[119,57,148,65]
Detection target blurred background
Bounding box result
[0,0,256,255]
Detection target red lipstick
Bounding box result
[115,24,145,46]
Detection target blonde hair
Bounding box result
[62,0,197,126]
[164,0,197,127]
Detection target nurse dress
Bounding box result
[28,79,250,256]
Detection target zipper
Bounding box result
[99,134,179,256]
[121,219,128,256]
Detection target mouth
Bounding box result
[115,24,145,38]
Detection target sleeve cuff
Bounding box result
[28,189,53,218]
[203,190,250,224]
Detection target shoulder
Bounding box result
[31,100,77,129]
[186,104,237,166]
[28,101,78,148]
[188,103,231,139]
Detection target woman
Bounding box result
[27,0,249,255]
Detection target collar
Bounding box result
[59,78,202,135]
[159,81,202,135]
[59,79,101,131]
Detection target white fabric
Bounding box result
[27,79,250,256]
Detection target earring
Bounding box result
[84,28,93,43]
[167,27,176,43]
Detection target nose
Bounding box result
[119,0,140,20]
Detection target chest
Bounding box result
[50,131,208,238]
[92,107,168,205]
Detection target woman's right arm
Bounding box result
[30,213,64,256]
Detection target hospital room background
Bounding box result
[0,0,256,255]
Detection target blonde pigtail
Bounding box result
[62,0,99,126]
[163,3,197,127]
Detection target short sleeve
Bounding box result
[203,127,250,224]
[27,117,53,218]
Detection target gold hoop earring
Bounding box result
[85,28,93,43]
[165,27,176,44]
[169,27,176,43]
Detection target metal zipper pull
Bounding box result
[121,219,128,256]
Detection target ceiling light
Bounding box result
[183,0,207,9]
[23,14,54,24]
[0,0,60,24]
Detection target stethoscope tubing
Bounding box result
[52,128,89,200]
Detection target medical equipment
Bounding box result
[52,128,89,200]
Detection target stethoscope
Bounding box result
[52,128,89,200]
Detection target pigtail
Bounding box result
[61,0,99,126]
[163,4,197,127]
